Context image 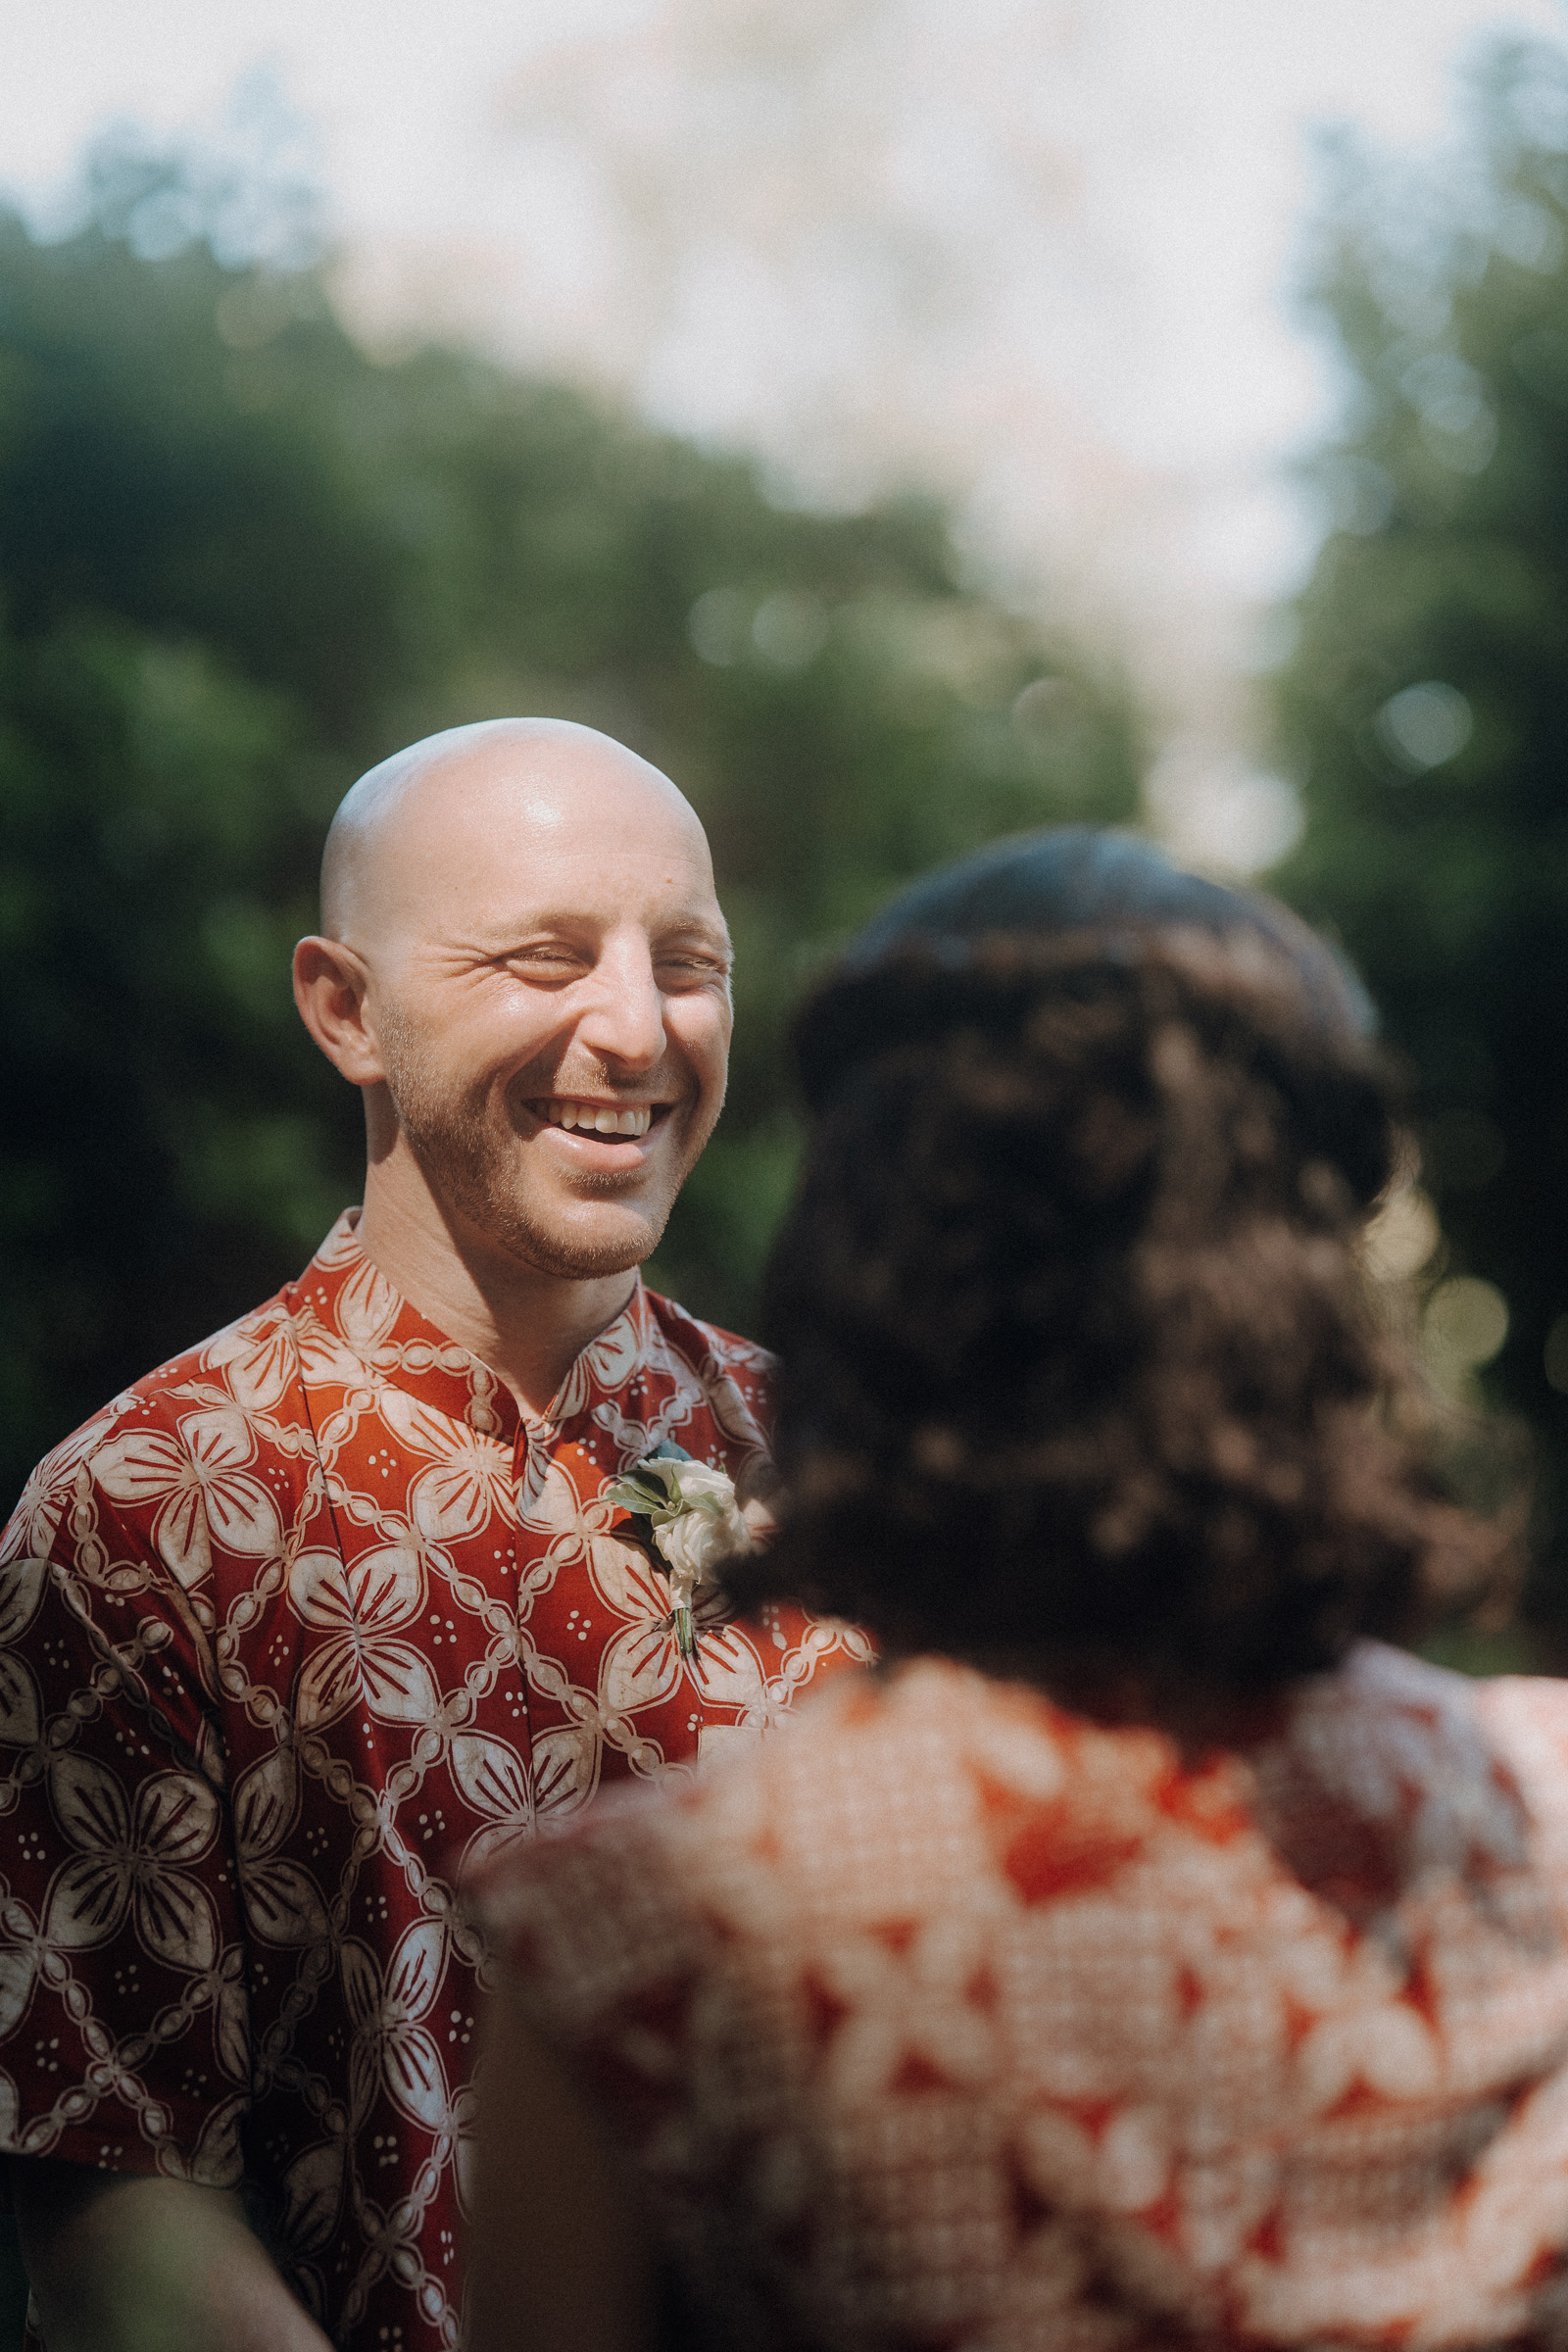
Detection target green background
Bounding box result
[6,45,1568,1597]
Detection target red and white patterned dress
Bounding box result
[477,1642,1568,2351]
[0,1209,869,2348]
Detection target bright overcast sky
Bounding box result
[5,0,1565,858]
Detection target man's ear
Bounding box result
[293,937,385,1086]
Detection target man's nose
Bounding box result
[575,940,667,1070]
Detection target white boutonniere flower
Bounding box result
[608,1441,754,1658]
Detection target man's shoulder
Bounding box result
[639,1286,776,1455]
[2,1281,305,1562]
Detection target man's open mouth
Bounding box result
[532,1099,657,1138]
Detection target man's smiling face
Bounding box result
[336,729,733,1281]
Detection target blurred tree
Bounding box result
[0,137,1142,1511]
[1274,40,1568,1609]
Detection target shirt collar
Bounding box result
[288,1209,654,1443]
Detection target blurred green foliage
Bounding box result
[1274,41,1568,1605]
[0,142,1142,1510]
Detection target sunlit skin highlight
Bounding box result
[293,718,733,1415]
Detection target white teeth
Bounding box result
[540,1100,652,1137]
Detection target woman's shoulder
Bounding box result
[473,1644,1568,1996]
[679,1642,1568,1927]
[473,1656,1245,1975]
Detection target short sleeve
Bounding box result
[0,1415,251,2186]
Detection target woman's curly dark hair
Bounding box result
[727,834,1496,1690]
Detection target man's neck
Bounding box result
[354,1162,638,1421]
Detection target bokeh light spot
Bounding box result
[1376,681,1473,772]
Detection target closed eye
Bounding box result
[496,939,730,987]
[658,953,729,979]
[506,948,589,976]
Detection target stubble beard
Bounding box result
[378,1013,693,1282]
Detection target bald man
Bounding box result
[0,722,867,2352]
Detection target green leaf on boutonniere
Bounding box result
[605,1441,756,1662]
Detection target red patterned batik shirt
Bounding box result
[478,1644,1568,2352]
[0,1209,870,2348]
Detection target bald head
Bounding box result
[319,717,710,950]
[294,714,733,1298]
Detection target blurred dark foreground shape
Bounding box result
[465,828,1556,2352]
